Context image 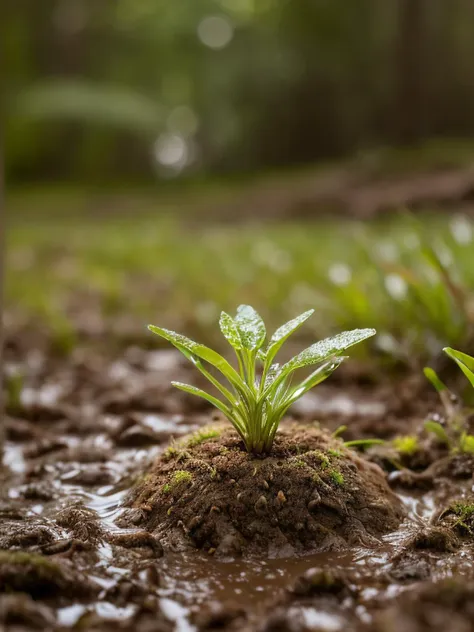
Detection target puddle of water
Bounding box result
[141,414,196,434]
[298,607,344,631]
[57,602,137,626]
[4,443,27,474]
[160,598,197,632]
[157,550,358,608]
[397,491,436,522]
[293,392,386,417]
[21,383,64,407]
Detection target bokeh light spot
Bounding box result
[153,134,188,169]
[197,15,234,50]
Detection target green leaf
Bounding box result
[460,433,474,454]
[265,309,314,364]
[444,347,474,388]
[281,328,376,375]
[423,367,447,392]
[219,312,242,351]
[424,420,450,445]
[234,305,266,351]
[344,439,385,448]
[333,425,348,438]
[148,325,246,393]
[171,382,231,418]
[283,357,345,404]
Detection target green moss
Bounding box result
[304,450,332,470]
[186,428,221,447]
[318,453,330,470]
[173,470,193,484]
[162,445,179,460]
[0,551,59,571]
[176,450,191,462]
[451,501,474,519]
[292,459,307,467]
[162,470,193,495]
[447,501,474,534]
[328,449,342,458]
[329,469,344,486]
[393,435,419,456]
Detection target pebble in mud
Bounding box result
[123,425,406,558]
[289,568,350,597]
[55,504,104,543]
[107,531,164,557]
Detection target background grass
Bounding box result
[7,187,474,370]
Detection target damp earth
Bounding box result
[3,334,474,632]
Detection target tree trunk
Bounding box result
[394,0,427,143]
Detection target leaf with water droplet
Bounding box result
[281,328,376,375]
[219,312,242,351]
[264,363,282,389]
[148,325,245,392]
[234,305,266,351]
[265,309,314,364]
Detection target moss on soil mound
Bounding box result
[121,425,405,558]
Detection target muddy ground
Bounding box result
[2,329,474,632]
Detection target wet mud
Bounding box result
[3,340,474,631]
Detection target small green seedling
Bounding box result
[333,425,384,451]
[392,434,419,456]
[5,370,24,415]
[424,347,474,453]
[149,305,375,454]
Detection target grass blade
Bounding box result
[423,367,447,392]
[171,382,231,418]
[424,420,451,446]
[148,324,248,394]
[444,347,474,388]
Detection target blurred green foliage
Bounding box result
[5,0,474,182]
[7,196,474,367]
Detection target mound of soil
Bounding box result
[121,425,405,557]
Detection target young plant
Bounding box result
[424,347,474,453]
[149,305,375,454]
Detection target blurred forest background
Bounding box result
[6,0,474,185]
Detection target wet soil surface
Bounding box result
[3,340,474,631]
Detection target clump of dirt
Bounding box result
[436,498,474,537]
[369,578,474,632]
[121,425,405,558]
[0,550,99,599]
